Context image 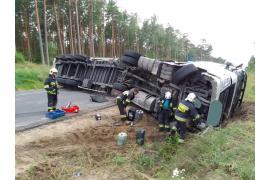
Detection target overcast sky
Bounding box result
[116,0,256,66]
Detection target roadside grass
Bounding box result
[128,120,254,179]
[16,63,50,91]
[244,70,255,102]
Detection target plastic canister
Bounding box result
[135,110,144,120]
[117,132,128,146]
[128,108,136,121]
[136,128,145,145]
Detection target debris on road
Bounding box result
[73,172,82,177]
[90,94,109,103]
[95,113,101,121]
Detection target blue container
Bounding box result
[46,109,65,119]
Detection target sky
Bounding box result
[116,0,256,66]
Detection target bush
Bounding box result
[15,51,26,63]
[246,55,255,72]
[16,63,50,90]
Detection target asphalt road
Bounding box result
[15,88,115,131]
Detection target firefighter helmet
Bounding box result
[49,68,58,75]
[185,93,196,102]
[165,91,172,99]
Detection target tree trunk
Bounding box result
[81,23,84,55]
[53,1,63,54]
[112,15,116,57]
[43,0,49,65]
[75,0,81,54]
[68,0,74,54]
[97,26,101,57]
[25,13,32,62]
[73,13,77,53]
[102,11,106,57]
[88,0,95,57]
[34,0,45,64]
[61,17,65,54]
[22,11,32,62]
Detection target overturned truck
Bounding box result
[55,51,247,127]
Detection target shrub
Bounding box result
[15,51,26,63]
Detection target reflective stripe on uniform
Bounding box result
[48,91,56,95]
[50,82,56,86]
[178,103,189,113]
[159,124,164,128]
[193,114,200,121]
[175,115,187,122]
[116,96,121,103]
[165,125,170,129]
[44,85,49,89]
[171,126,177,131]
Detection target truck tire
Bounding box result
[124,50,141,60]
[112,83,128,91]
[172,64,198,85]
[120,55,138,66]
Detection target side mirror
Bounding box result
[207,100,223,127]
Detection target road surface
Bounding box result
[16,88,115,131]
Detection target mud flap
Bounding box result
[207,100,222,127]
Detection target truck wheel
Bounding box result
[124,50,141,60]
[120,55,138,66]
[172,64,198,85]
[113,83,128,91]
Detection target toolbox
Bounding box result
[46,109,65,119]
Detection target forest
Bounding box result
[15,0,226,65]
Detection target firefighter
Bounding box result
[44,68,58,112]
[172,93,200,143]
[158,91,175,132]
[116,88,139,120]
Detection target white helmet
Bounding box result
[185,92,196,102]
[165,91,172,99]
[50,68,58,75]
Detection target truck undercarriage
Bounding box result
[55,51,247,127]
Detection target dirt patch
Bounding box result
[233,101,255,121]
[16,106,166,179]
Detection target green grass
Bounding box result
[149,121,255,179]
[244,70,255,102]
[16,63,50,91]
